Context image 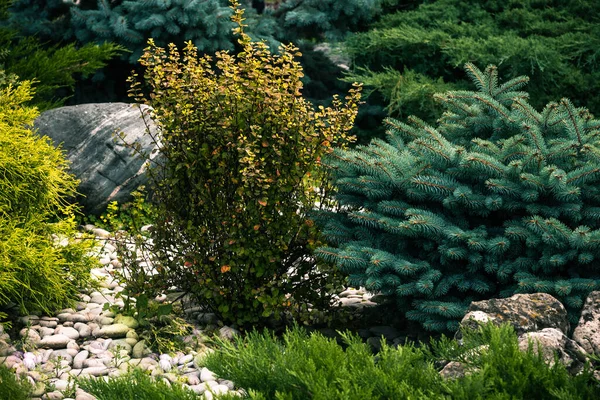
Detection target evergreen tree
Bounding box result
[317,64,600,332]
[343,0,600,141]
[69,0,236,64]
[0,0,123,109]
[271,0,381,42]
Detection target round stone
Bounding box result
[81,366,109,376]
[95,324,131,338]
[92,228,110,239]
[132,340,150,359]
[55,326,80,340]
[74,323,92,338]
[114,315,139,329]
[73,350,89,369]
[200,367,217,382]
[39,334,71,349]
[19,328,41,344]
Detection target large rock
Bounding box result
[442,293,595,380]
[34,103,159,214]
[573,291,600,356]
[459,293,570,337]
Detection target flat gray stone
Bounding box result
[34,103,159,215]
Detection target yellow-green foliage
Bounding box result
[0,78,95,316]
[127,0,361,327]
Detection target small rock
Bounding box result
[95,324,131,338]
[39,334,72,349]
[53,379,70,391]
[50,349,74,363]
[210,384,230,396]
[218,326,240,340]
[73,350,89,369]
[188,384,206,394]
[92,228,111,239]
[185,374,201,386]
[132,340,150,359]
[138,357,158,370]
[39,327,57,338]
[108,339,132,355]
[75,392,97,400]
[82,358,108,368]
[80,366,109,377]
[179,354,193,365]
[74,323,92,338]
[95,317,114,325]
[440,361,472,379]
[221,380,235,390]
[0,340,15,356]
[55,326,80,340]
[31,381,46,397]
[19,328,41,344]
[114,315,139,329]
[3,355,22,369]
[39,317,59,329]
[20,315,40,325]
[200,367,217,382]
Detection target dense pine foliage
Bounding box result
[344,0,600,141]
[317,64,600,332]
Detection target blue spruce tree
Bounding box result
[69,0,236,63]
[317,64,600,332]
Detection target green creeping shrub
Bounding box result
[343,0,600,142]
[316,64,600,332]
[127,0,361,327]
[78,368,200,400]
[0,363,32,400]
[203,323,600,399]
[0,78,95,317]
[0,0,123,111]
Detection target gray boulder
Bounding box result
[34,103,159,215]
[441,293,595,379]
[573,291,600,356]
[459,293,570,337]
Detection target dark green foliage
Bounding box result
[69,0,236,63]
[344,0,600,141]
[7,0,381,107]
[0,364,31,400]
[204,324,444,399]
[271,0,382,42]
[431,323,600,399]
[77,368,200,400]
[0,77,95,317]
[0,0,123,110]
[203,323,600,399]
[6,0,73,42]
[126,1,361,328]
[317,64,600,332]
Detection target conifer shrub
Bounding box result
[0,364,31,400]
[0,77,95,317]
[77,368,201,400]
[203,323,600,399]
[317,64,600,332]
[127,0,361,327]
[344,0,600,141]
